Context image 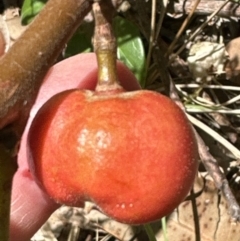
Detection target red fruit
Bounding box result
[27,83,198,224]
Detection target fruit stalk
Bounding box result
[92,0,121,91]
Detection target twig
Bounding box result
[165,0,201,57]
[189,189,201,241]
[145,0,157,74]
[168,0,240,18]
[134,0,151,40]
[193,128,240,221]
[154,0,168,42]
[169,79,240,222]
[185,107,240,115]
[172,0,230,60]
[187,114,240,159]
[155,0,168,42]
[144,224,157,241]
[152,44,171,93]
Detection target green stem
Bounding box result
[144,224,157,241]
[161,217,169,241]
[96,49,119,88]
[92,1,122,92]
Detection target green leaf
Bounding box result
[21,0,47,25]
[144,224,158,241]
[114,16,146,87]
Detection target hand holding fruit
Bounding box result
[27,55,199,224]
[23,1,198,228]
[10,53,139,241]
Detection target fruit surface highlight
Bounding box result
[27,81,199,224]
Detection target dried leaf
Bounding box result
[225,37,240,84]
[187,42,228,81]
[156,174,240,241]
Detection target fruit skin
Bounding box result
[27,87,199,225]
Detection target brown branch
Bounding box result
[193,129,240,222]
[0,0,92,135]
[166,0,201,57]
[168,0,240,18]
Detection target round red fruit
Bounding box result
[28,86,198,224]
